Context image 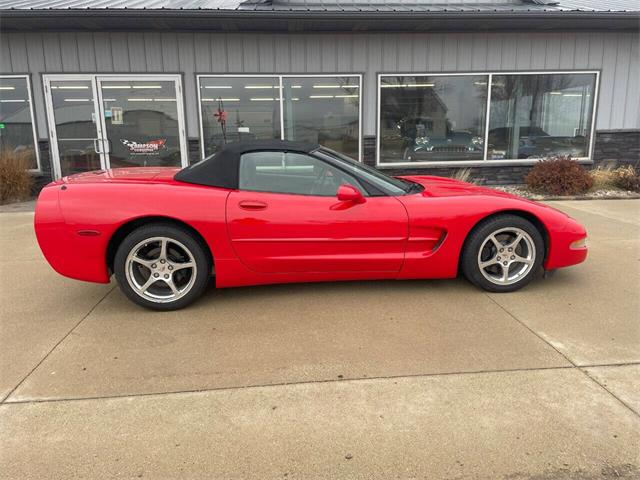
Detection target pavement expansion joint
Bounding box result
[486,293,640,419]
[2,361,638,408]
[0,285,117,404]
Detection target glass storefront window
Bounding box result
[488,73,597,160]
[198,75,362,160]
[99,80,182,168]
[377,72,598,165]
[282,76,360,160]
[199,76,281,157]
[379,75,488,163]
[45,75,187,178]
[49,79,102,177]
[0,76,39,170]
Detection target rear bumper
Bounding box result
[34,185,111,284]
[544,216,588,270]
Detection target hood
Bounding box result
[61,167,181,184]
[398,175,571,218]
[398,175,520,199]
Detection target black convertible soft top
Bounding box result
[174,140,320,189]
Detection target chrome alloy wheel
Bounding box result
[477,227,536,286]
[125,236,197,303]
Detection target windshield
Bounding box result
[316,147,416,195]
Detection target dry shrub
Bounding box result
[611,165,640,192]
[452,167,472,183]
[0,149,34,204]
[589,165,616,190]
[524,156,594,196]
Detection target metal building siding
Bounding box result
[0,31,637,141]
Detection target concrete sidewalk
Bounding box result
[1,200,639,479]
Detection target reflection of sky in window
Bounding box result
[489,74,595,137]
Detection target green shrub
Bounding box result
[0,149,33,204]
[611,165,640,192]
[524,156,594,196]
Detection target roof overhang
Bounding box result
[1,10,638,32]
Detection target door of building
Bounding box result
[43,75,188,179]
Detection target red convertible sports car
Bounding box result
[34,140,588,310]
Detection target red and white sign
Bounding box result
[121,138,167,155]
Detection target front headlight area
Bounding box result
[569,236,588,250]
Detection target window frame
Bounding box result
[0,74,41,173]
[376,70,600,168]
[42,73,189,179]
[196,73,363,163]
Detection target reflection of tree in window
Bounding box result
[488,74,595,160]
[200,77,282,156]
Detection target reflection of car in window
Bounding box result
[488,126,587,159]
[398,118,484,161]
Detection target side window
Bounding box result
[239,151,365,196]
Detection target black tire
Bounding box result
[114,223,211,311]
[461,214,545,293]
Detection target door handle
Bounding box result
[238,200,268,211]
[93,138,103,154]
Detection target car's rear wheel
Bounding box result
[114,224,211,310]
[461,215,544,292]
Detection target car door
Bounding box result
[226,150,408,274]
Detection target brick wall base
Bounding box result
[592,130,640,170]
[365,130,640,186]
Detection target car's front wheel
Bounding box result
[114,223,211,310]
[461,215,544,292]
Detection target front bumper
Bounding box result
[544,216,588,270]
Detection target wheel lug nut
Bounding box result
[168,266,173,270]
[500,248,504,252]
[503,261,508,266]
[511,255,515,260]
[508,247,513,252]
[160,260,165,264]
[164,274,169,279]
[153,273,159,278]
[497,256,501,261]
[151,263,156,268]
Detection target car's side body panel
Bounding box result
[226,190,409,274]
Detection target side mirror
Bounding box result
[336,184,365,203]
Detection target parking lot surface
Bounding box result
[1,199,639,479]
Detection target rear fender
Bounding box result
[35,181,233,284]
